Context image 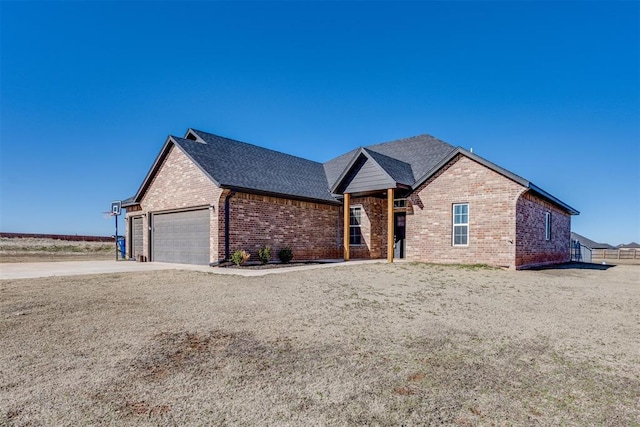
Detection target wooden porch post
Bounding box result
[343,193,350,261]
[387,188,394,263]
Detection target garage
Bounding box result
[151,209,210,265]
[131,216,144,259]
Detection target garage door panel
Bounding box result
[132,217,144,258]
[152,209,210,265]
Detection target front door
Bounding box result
[394,213,406,259]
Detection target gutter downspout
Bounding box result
[223,190,236,262]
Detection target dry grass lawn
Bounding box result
[1,262,639,426]
[0,237,113,263]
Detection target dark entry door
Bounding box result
[394,213,406,259]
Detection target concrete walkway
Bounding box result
[0,259,385,280]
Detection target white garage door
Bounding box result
[152,209,210,265]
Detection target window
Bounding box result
[545,212,552,241]
[350,207,362,245]
[394,199,407,209]
[453,203,469,246]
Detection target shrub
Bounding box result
[278,246,293,264]
[258,246,271,264]
[231,249,250,266]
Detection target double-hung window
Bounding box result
[545,212,552,241]
[453,203,469,246]
[350,207,363,245]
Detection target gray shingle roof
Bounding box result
[618,242,640,249]
[323,148,358,191]
[364,148,415,186]
[127,128,578,216]
[181,130,337,203]
[571,232,615,249]
[121,196,136,207]
[323,134,455,189]
[365,134,456,183]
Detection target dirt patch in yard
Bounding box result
[1,263,638,425]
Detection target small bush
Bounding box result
[258,246,271,264]
[278,247,293,264]
[231,249,250,266]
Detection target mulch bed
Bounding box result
[218,261,322,270]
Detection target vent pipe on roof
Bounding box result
[470,147,473,153]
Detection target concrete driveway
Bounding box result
[0,259,384,280]
[0,260,213,280]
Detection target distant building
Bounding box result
[571,232,615,250]
[570,232,615,262]
[617,242,640,249]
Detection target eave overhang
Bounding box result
[412,147,579,215]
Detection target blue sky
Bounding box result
[1,1,638,245]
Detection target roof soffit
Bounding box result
[411,147,579,215]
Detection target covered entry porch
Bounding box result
[332,147,414,263]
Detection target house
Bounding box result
[122,128,579,269]
[571,232,615,251]
[617,242,640,249]
[570,231,615,262]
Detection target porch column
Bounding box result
[343,193,350,261]
[387,188,394,263]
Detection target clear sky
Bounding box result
[1,1,638,245]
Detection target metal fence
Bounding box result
[571,240,591,263]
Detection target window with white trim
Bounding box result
[545,212,552,241]
[453,203,469,246]
[350,207,363,245]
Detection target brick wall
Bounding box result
[349,196,388,259]
[515,191,571,269]
[125,144,572,268]
[224,192,343,261]
[125,144,224,264]
[406,155,525,268]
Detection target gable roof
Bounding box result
[364,134,457,183]
[132,130,338,204]
[327,136,578,214]
[618,242,640,249]
[571,232,615,249]
[127,128,578,215]
[329,147,415,194]
[323,134,455,189]
[365,149,415,186]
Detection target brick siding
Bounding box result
[223,192,343,261]
[125,144,572,269]
[125,145,223,264]
[349,196,389,259]
[406,155,525,268]
[515,191,571,269]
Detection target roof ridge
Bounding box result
[191,129,324,166]
[363,147,412,166]
[366,133,451,148]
